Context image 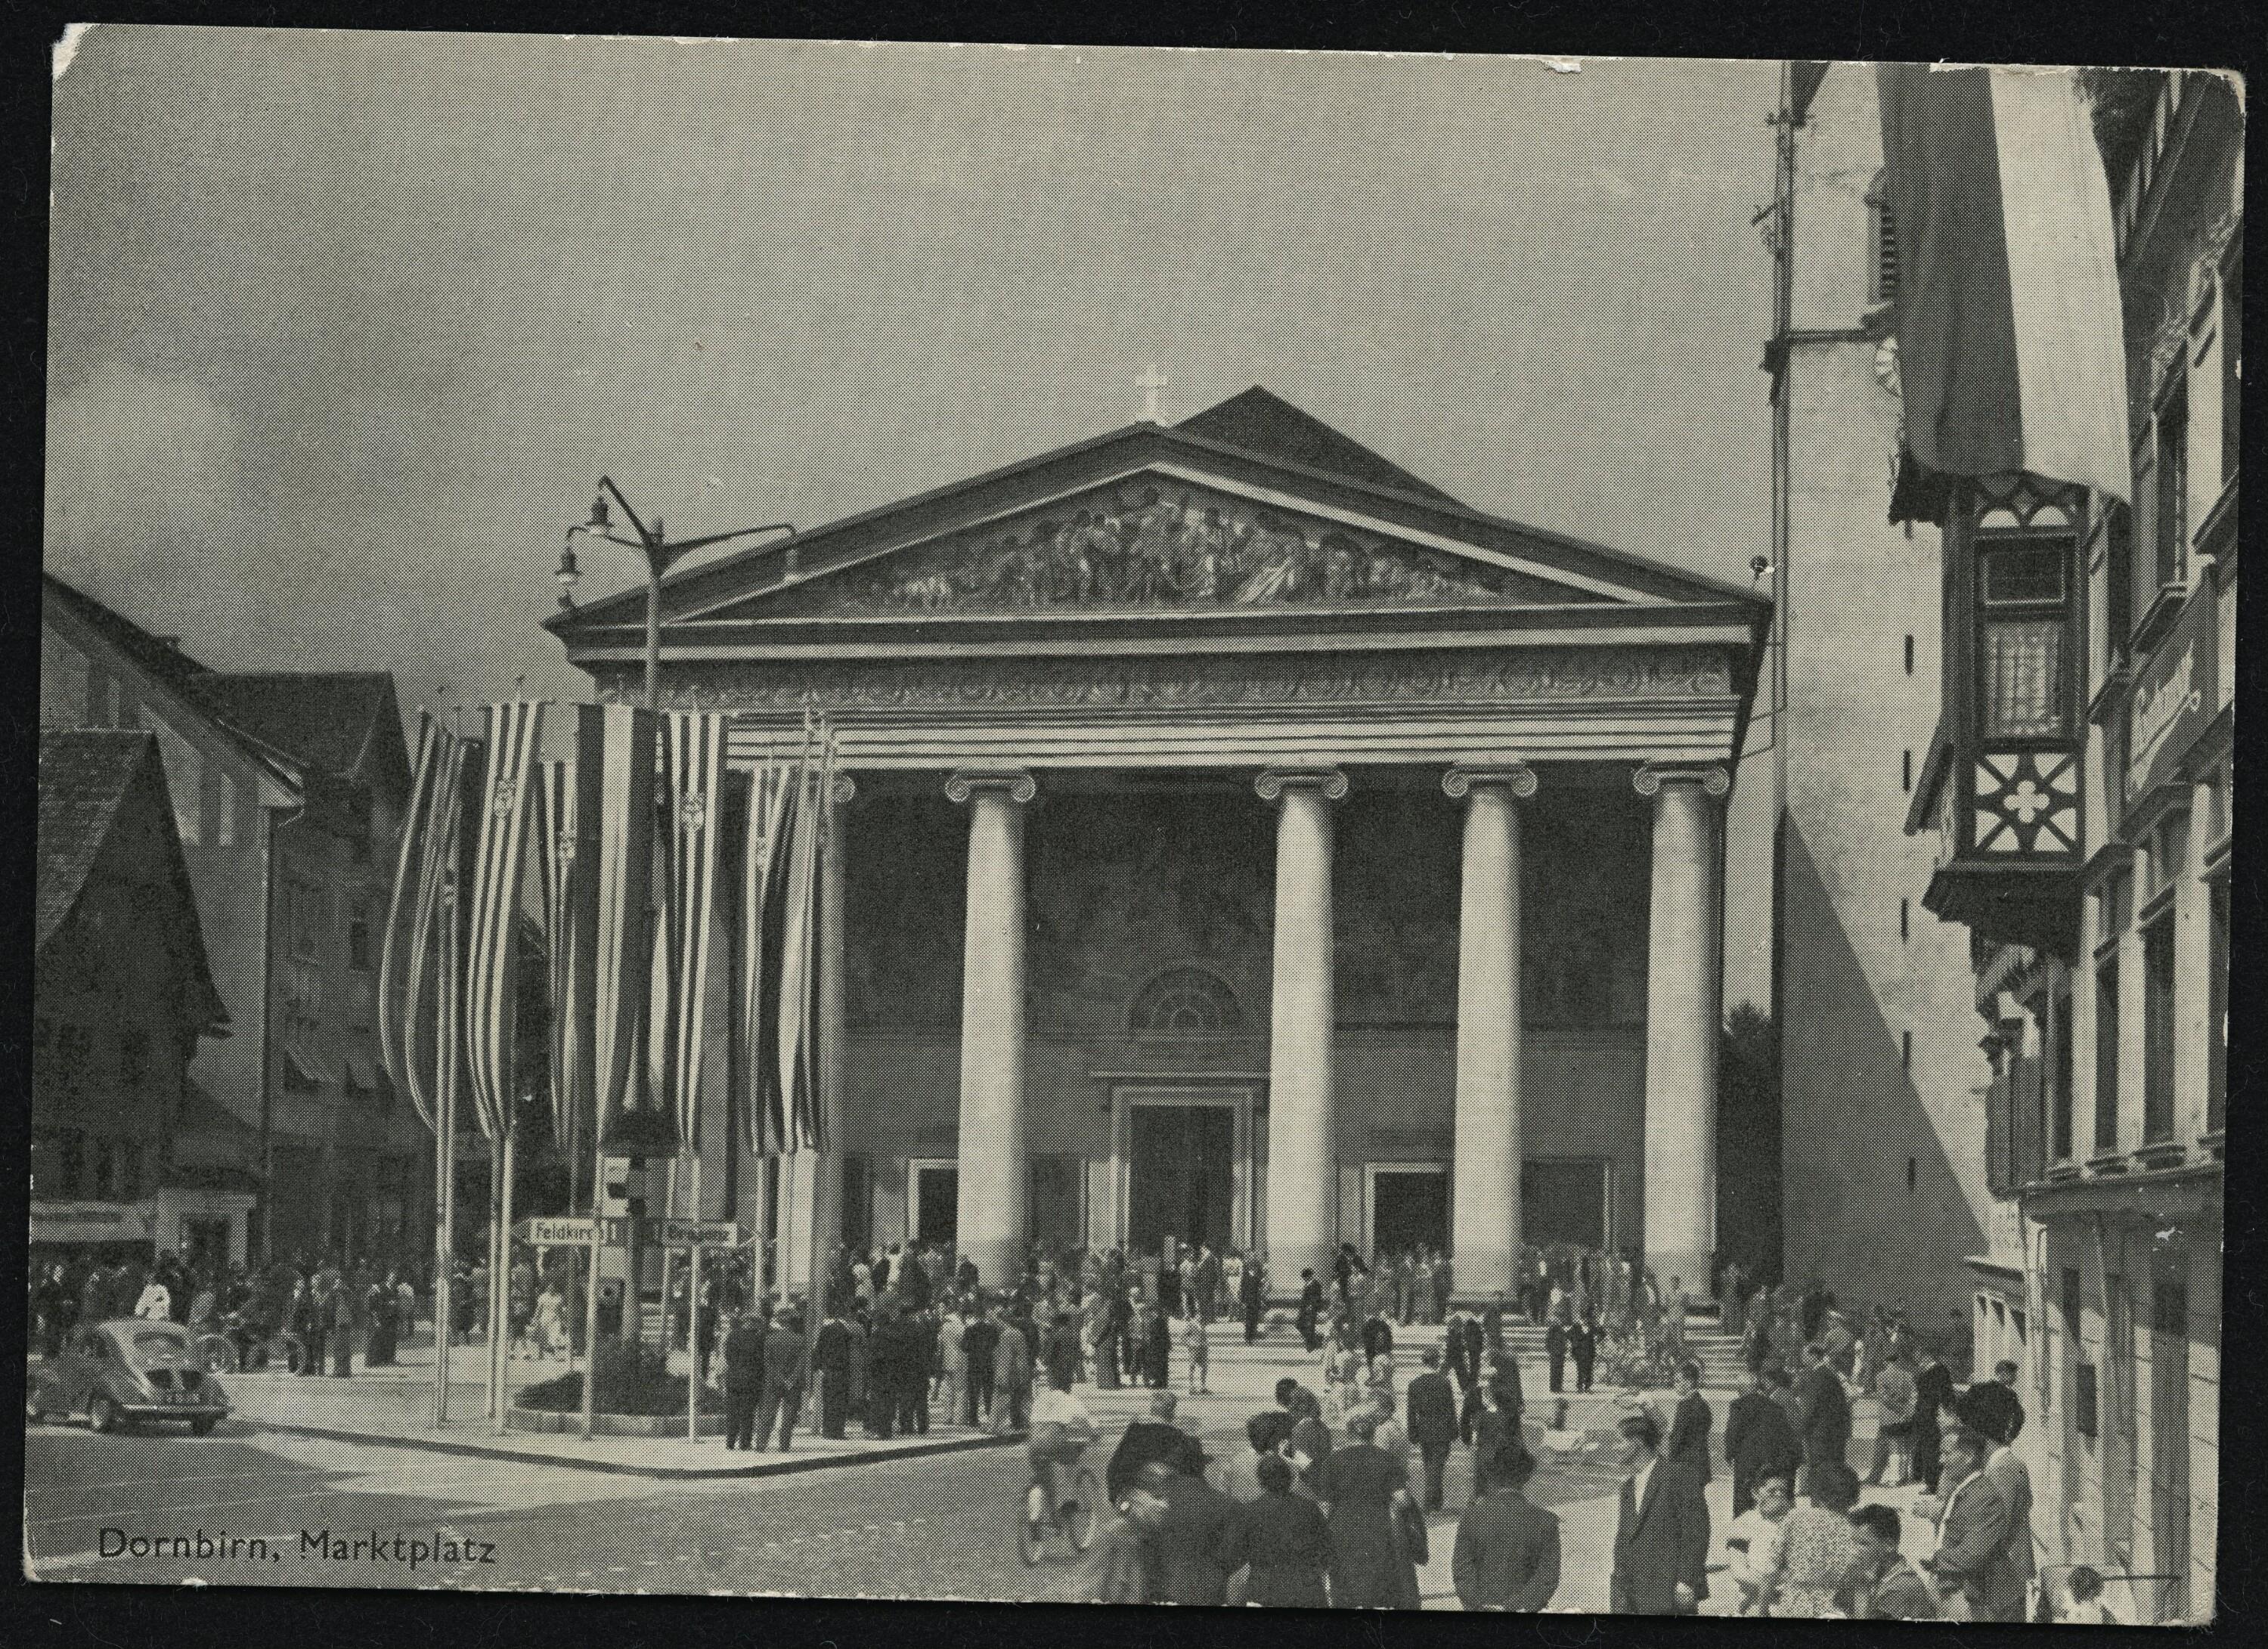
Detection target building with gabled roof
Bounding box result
[39,572,423,1269]
[550,386,1768,1313]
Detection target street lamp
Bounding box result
[557,476,794,714]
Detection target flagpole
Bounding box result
[487,1141,503,1419]
[582,1125,602,1443]
[496,1120,515,1436]
[435,830,462,1428]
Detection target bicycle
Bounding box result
[1015,1456,1101,1566]
[192,1316,306,1376]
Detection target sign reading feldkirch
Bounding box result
[2125,585,2219,803]
[514,1216,627,1245]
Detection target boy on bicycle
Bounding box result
[1027,1377,1099,1529]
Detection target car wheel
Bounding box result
[87,1396,119,1435]
[191,1416,219,1437]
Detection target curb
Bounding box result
[243,1418,1019,1480]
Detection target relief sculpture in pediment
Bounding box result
[780,482,1578,612]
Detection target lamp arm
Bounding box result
[593,475,655,547]
[663,521,797,556]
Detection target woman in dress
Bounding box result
[1232,1452,1331,1606]
[1758,1461,1864,1617]
[1316,1410,1424,1609]
[534,1274,567,1360]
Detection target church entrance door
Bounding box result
[1520,1158,1610,1251]
[1368,1165,1449,1255]
[1126,1102,1236,1257]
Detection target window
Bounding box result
[1129,968,1243,1034]
[1901,749,1913,792]
[1902,1030,1913,1072]
[2141,917,2176,1143]
[56,1023,94,1090]
[2223,245,2242,485]
[2153,383,2189,590]
[1976,539,2075,739]
[118,1028,150,1088]
[2094,952,2121,1155]
[1900,898,1910,942]
[347,897,374,972]
[2050,981,2075,1161]
[2105,504,2135,658]
[1868,172,1900,305]
[1904,634,1916,675]
[216,773,237,847]
[288,881,327,962]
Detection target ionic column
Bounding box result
[1445,763,1536,1307]
[807,773,855,1318]
[1257,767,1346,1303]
[949,769,1035,1290]
[1636,764,1728,1303]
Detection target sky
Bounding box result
[46,30,1783,1002]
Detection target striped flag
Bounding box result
[738,745,800,1158]
[581,703,659,1140]
[771,728,831,1155]
[398,725,473,1133]
[463,702,546,1143]
[1877,64,2130,523]
[531,755,593,1169]
[655,713,729,1153]
[376,711,446,1127]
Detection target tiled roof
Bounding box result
[37,729,156,952]
[1174,386,1464,507]
[42,572,209,690]
[191,671,398,783]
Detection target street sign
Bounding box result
[649,1218,746,1248]
[516,1216,599,1244]
[516,1216,634,1246]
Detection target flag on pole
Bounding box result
[738,744,800,1158]
[377,711,446,1127]
[581,703,659,1136]
[656,713,729,1153]
[531,755,593,1168]
[1876,63,2131,524]
[463,703,545,1143]
[772,725,829,1156]
[399,725,473,1133]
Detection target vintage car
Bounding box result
[26,1318,231,1435]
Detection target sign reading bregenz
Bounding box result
[651,1219,747,1248]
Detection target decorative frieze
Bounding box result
[598,646,1736,715]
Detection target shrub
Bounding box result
[517,1338,723,1415]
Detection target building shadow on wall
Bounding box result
[1778,819,1988,1323]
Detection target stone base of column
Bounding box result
[959,1237,1019,1298]
[1448,1289,1520,1316]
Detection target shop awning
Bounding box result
[32,1201,156,1247]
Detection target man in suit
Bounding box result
[1795,1341,1851,1496]
[757,1310,808,1452]
[1240,1252,1266,1344]
[1149,1455,1238,1605]
[1545,1315,1569,1393]
[1664,1362,1713,1485]
[720,1310,766,1449]
[1972,1409,2035,1616]
[1482,1294,1506,1353]
[1911,1342,1956,1492]
[1925,1425,2019,1621]
[962,1304,999,1424]
[1722,1366,1803,1517]
[810,1303,852,1439]
[1453,1440,1561,1611]
[1296,1268,1325,1352]
[1405,1347,1461,1512]
[1570,1311,1598,1393]
[1609,1409,1709,1614]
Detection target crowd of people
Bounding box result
[31,1250,426,1376]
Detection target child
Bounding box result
[1181,1310,1210,1394]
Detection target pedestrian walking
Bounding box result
[1453,1441,1560,1611]
[1912,1343,1955,1492]
[1665,1362,1713,1484]
[1608,1408,1710,1615]
[1865,1347,1918,1486]
[721,1310,765,1449]
[1795,1341,1851,1496]
[1179,1310,1209,1393]
[1296,1268,1324,1353]
[1724,1366,1804,1517]
[1317,1409,1424,1609]
[1545,1313,1568,1393]
[1404,1347,1459,1513]
[757,1310,807,1451]
[1230,1454,1330,1606]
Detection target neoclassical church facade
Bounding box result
[550,389,1768,1304]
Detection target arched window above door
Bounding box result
[1129,967,1243,1035]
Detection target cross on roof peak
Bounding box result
[1136,364,1168,423]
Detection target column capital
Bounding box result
[829,772,860,807]
[1634,762,1730,799]
[945,768,1036,805]
[1255,766,1349,804]
[1443,761,1538,801]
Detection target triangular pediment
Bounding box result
[727,473,1602,620]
